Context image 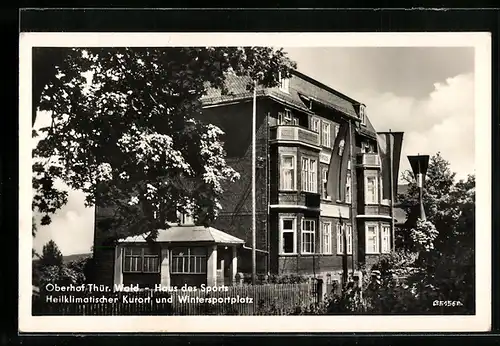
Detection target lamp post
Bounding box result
[407,154,429,221]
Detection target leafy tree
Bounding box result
[38,240,63,268]
[32,47,296,243]
[64,256,92,285]
[366,153,475,314]
[397,152,474,252]
[34,240,63,287]
[35,240,92,287]
[32,216,38,258]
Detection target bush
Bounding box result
[37,256,93,288]
[240,273,310,285]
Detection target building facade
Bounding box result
[200,70,394,282]
[92,70,396,288]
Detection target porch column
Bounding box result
[160,247,171,287]
[206,244,217,286]
[113,245,123,287]
[230,246,238,285]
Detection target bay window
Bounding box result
[301,157,317,193]
[301,219,316,254]
[365,224,380,254]
[365,174,378,204]
[280,217,297,254]
[381,225,391,253]
[280,154,296,190]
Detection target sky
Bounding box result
[32,46,475,256]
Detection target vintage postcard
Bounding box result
[19,32,491,333]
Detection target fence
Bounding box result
[32,282,319,316]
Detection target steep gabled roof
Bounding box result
[201,73,312,114]
[357,115,378,140]
[200,70,378,137]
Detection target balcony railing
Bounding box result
[357,153,380,167]
[270,125,320,148]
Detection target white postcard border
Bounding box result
[19,32,492,333]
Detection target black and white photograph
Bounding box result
[19,32,491,332]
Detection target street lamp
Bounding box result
[407,154,429,221]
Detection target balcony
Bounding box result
[363,204,391,216]
[276,192,321,209]
[357,153,380,167]
[269,125,320,149]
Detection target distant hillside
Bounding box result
[33,252,91,265]
[62,253,92,263]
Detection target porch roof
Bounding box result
[117,225,245,245]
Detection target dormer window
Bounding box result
[278,109,297,125]
[359,105,366,126]
[176,211,194,225]
[361,141,372,154]
[279,72,290,93]
[310,117,320,133]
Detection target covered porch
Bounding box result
[113,225,245,288]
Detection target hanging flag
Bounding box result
[326,121,351,202]
[376,131,404,201]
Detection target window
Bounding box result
[381,226,391,253]
[278,109,298,126]
[365,224,380,254]
[365,175,378,204]
[322,222,332,254]
[336,224,344,255]
[301,219,316,254]
[322,122,331,147]
[171,247,207,274]
[334,124,340,139]
[301,157,317,193]
[310,117,320,133]
[321,167,331,200]
[361,141,371,154]
[360,105,366,125]
[346,225,353,255]
[176,211,194,225]
[279,72,290,93]
[345,172,352,203]
[278,109,291,125]
[336,224,352,255]
[123,247,160,273]
[280,155,296,190]
[280,217,297,254]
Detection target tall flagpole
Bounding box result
[389,130,395,252]
[252,80,257,285]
